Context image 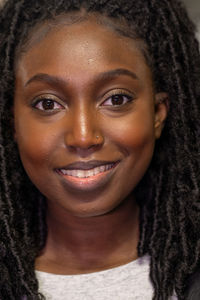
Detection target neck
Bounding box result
[36,196,139,274]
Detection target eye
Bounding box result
[32,97,64,111]
[102,93,133,106]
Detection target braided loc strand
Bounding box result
[0,0,46,298]
[137,0,200,298]
[0,0,200,299]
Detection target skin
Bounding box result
[14,17,168,274]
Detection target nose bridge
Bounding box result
[65,101,102,150]
[76,104,95,141]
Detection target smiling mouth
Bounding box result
[59,163,115,178]
[56,160,119,191]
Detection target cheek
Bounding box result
[103,112,155,154]
[15,116,56,168]
[106,113,156,192]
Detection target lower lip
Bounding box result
[56,162,119,192]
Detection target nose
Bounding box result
[64,106,104,155]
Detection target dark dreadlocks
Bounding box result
[0,0,200,299]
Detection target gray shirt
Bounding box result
[36,255,177,299]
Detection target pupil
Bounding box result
[42,99,54,110]
[111,95,124,105]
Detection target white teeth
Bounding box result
[60,164,114,178]
[100,165,105,172]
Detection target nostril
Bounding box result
[88,143,102,150]
[65,129,104,150]
[66,137,104,156]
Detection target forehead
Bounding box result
[15,13,150,63]
[16,13,144,52]
[15,17,153,87]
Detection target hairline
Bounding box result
[14,11,153,74]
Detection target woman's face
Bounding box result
[14,18,167,217]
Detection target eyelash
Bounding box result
[102,92,134,107]
[32,91,134,112]
[32,96,64,111]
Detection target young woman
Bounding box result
[0,0,200,299]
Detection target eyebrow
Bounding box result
[24,68,139,87]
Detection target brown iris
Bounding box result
[111,95,126,106]
[42,99,55,110]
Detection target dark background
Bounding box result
[182,0,200,41]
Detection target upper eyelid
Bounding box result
[100,88,135,100]
[100,89,135,103]
[30,88,135,105]
[32,94,61,101]
[35,99,63,107]
[31,95,65,112]
[101,95,133,108]
[31,94,65,106]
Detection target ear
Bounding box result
[154,92,169,139]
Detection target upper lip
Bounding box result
[57,160,119,170]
